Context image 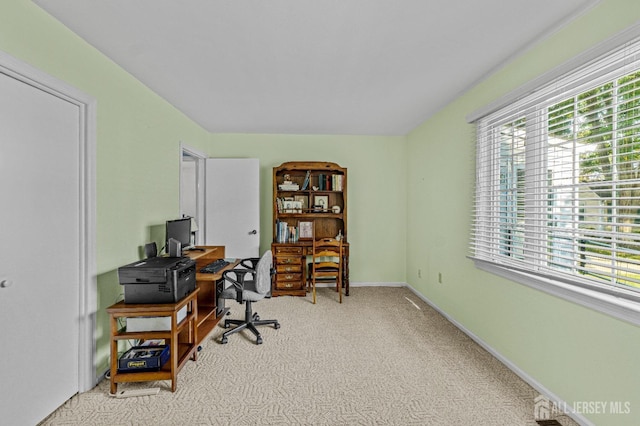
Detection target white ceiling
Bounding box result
[34,0,597,136]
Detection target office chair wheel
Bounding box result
[256,336,263,345]
[275,322,281,329]
[221,336,228,344]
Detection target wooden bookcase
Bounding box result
[271,161,348,296]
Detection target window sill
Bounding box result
[473,259,640,327]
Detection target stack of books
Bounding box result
[278,180,299,191]
[276,221,299,243]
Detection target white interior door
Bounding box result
[205,158,260,258]
[0,71,80,425]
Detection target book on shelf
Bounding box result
[276,220,300,243]
[279,183,299,191]
[276,220,287,243]
[314,173,343,192]
[288,225,299,242]
[332,174,343,191]
[301,170,311,190]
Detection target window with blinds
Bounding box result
[471,35,640,307]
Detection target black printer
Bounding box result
[118,257,196,304]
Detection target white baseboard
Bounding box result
[313,281,404,288]
[402,283,592,426]
[348,281,405,287]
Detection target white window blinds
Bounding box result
[470,35,640,304]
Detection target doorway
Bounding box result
[179,149,261,257]
[180,143,206,245]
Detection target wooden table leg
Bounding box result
[109,314,118,394]
[343,253,350,296]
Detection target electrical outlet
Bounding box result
[438,272,442,284]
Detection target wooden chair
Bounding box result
[309,237,343,304]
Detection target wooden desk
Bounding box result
[185,246,240,346]
[107,246,239,393]
[106,289,199,393]
[271,241,349,297]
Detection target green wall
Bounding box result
[406,1,640,425]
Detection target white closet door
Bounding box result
[205,158,260,259]
[0,71,80,425]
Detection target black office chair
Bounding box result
[219,250,280,344]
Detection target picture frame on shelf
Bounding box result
[313,195,329,212]
[283,199,295,213]
[299,221,313,239]
[294,195,308,212]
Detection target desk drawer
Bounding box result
[275,276,304,291]
[274,246,303,255]
[276,272,301,282]
[276,264,301,274]
[275,255,301,266]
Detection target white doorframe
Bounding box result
[0,50,97,392]
[180,143,206,245]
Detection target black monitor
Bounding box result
[166,217,193,252]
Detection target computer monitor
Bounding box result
[166,217,193,253]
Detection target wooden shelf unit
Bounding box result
[106,289,199,393]
[272,161,348,296]
[106,246,240,393]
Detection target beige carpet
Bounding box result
[41,287,578,425]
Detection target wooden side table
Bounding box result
[106,289,199,393]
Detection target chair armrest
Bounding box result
[239,257,260,270]
[237,256,274,285]
[238,256,276,277]
[222,268,255,303]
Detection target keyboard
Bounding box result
[199,259,230,274]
